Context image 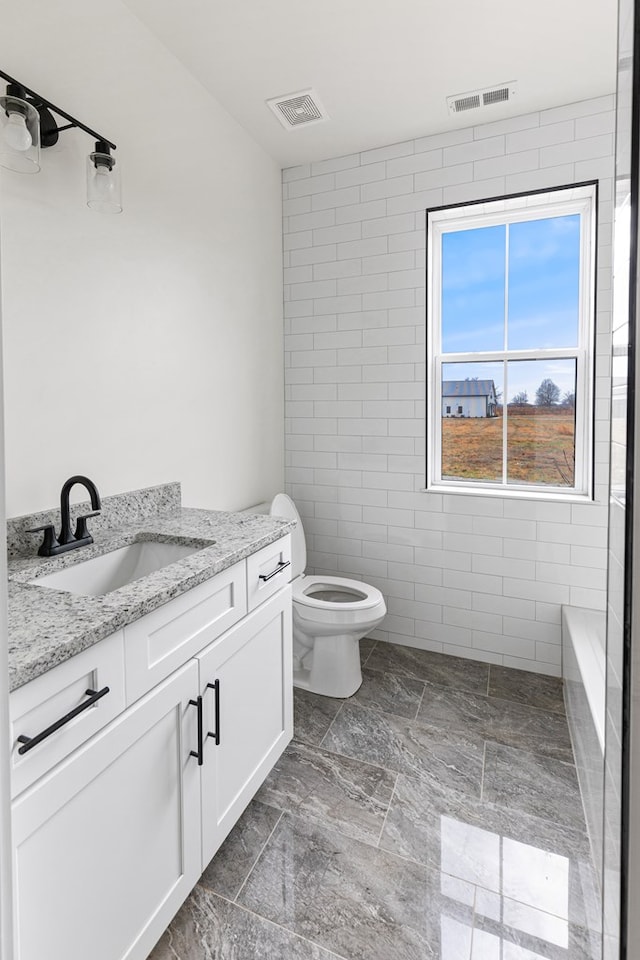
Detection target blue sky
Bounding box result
[440,214,580,402]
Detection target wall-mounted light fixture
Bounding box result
[0,69,121,214]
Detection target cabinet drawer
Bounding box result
[9,630,125,798]
[246,535,292,612]
[124,560,247,704]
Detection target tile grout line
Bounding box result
[375,772,399,848]
[360,637,378,667]
[206,890,352,960]
[318,700,345,749]
[480,740,487,801]
[231,810,284,904]
[278,800,442,873]
[414,677,427,721]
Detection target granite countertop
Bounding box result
[8,506,295,693]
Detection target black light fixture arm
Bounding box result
[0,68,116,151]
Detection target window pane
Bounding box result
[506,359,576,486]
[507,215,580,350]
[441,362,503,482]
[442,225,505,353]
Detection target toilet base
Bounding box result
[293,634,363,698]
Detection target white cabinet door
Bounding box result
[198,586,292,866]
[12,661,201,960]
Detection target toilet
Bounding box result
[270,493,386,698]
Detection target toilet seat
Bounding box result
[293,575,383,612]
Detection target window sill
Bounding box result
[423,483,595,504]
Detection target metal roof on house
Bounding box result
[442,379,496,398]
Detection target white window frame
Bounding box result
[426,183,597,500]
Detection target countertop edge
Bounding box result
[8,508,295,693]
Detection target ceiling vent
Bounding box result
[266,89,329,130]
[447,82,517,116]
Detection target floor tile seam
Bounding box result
[270,805,444,878]
[375,771,399,848]
[231,810,284,905]
[482,689,569,721]
[488,695,567,717]
[472,908,594,953]
[322,707,488,780]
[409,673,569,722]
[391,670,567,719]
[376,769,591,860]
[289,734,407,783]
[405,711,573,754]
[469,880,479,960]
[360,638,378,667]
[365,662,488,699]
[296,734,402,778]
[268,801,399,856]
[482,789,588,836]
[205,890,351,960]
[459,874,597,931]
[483,735,578,769]
[339,694,487,749]
[353,698,431,726]
[318,700,345,750]
[413,673,427,721]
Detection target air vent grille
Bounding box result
[483,87,509,106]
[447,82,517,116]
[454,94,481,113]
[266,89,329,130]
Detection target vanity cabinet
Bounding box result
[198,591,292,864]
[12,661,202,960]
[10,536,293,960]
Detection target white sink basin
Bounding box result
[29,541,206,597]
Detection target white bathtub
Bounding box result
[562,605,606,880]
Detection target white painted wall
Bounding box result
[0,227,14,960]
[283,96,614,676]
[0,0,284,518]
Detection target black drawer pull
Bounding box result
[258,559,290,583]
[17,686,110,755]
[189,695,204,765]
[206,680,220,746]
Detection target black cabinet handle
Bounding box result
[17,686,110,755]
[206,680,220,746]
[258,560,291,583]
[189,695,204,765]
[189,696,204,767]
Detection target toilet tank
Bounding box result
[270,493,306,579]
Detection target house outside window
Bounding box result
[426,182,596,498]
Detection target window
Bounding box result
[426,183,596,497]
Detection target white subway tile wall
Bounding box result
[283,95,615,677]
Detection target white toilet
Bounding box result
[270,493,386,698]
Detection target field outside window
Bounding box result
[427,184,596,497]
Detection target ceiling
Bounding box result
[123,0,618,168]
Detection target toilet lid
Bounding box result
[270,493,306,579]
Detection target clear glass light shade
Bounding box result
[0,95,40,173]
[86,151,122,214]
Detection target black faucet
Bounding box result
[28,476,102,557]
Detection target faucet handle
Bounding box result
[26,524,60,557]
[74,511,101,542]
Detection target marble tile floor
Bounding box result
[148,639,601,960]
